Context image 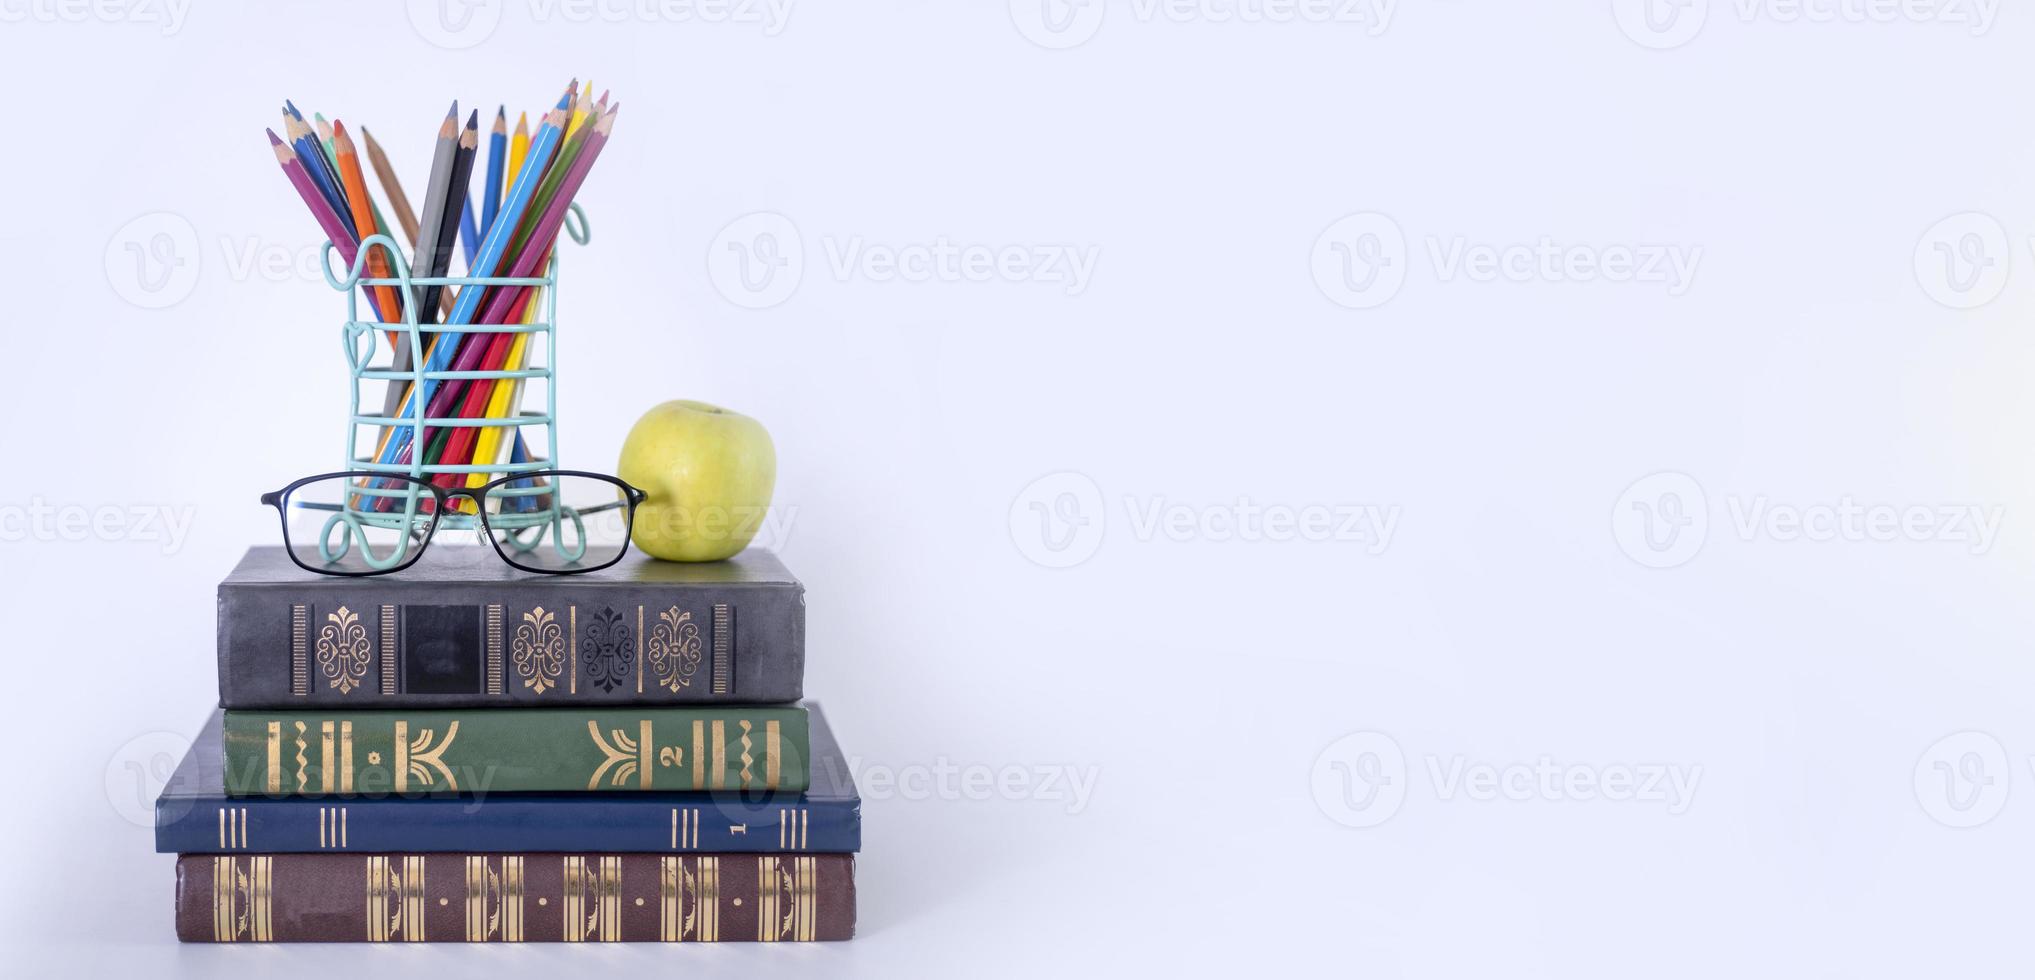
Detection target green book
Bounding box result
[222,706,809,797]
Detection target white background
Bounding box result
[2,0,2033,975]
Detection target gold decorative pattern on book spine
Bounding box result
[319,807,347,848]
[512,606,564,694]
[379,604,397,694]
[217,807,249,849]
[212,856,272,942]
[266,721,282,794]
[320,721,334,794]
[464,855,524,942]
[767,720,780,790]
[739,720,754,789]
[672,807,700,849]
[711,721,726,789]
[569,605,578,694]
[779,808,807,850]
[636,605,644,695]
[290,605,308,696]
[691,720,705,789]
[317,606,373,694]
[485,604,504,695]
[562,856,586,941]
[341,721,353,793]
[711,603,731,694]
[394,720,461,792]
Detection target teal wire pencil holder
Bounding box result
[321,204,590,534]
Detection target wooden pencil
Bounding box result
[436,106,619,477]
[480,107,506,237]
[408,103,462,324]
[362,127,455,321]
[375,101,570,468]
[330,121,405,327]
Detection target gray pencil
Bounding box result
[383,103,461,419]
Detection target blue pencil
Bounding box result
[283,110,354,238]
[373,93,572,468]
[481,107,506,237]
[458,194,479,266]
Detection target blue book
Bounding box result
[157,703,860,854]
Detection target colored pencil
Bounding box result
[435,106,618,476]
[374,96,570,468]
[506,112,530,203]
[480,107,506,237]
[362,126,455,322]
[267,130,370,311]
[408,104,462,324]
[330,121,404,325]
[284,112,353,238]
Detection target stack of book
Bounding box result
[154,545,858,942]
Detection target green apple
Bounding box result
[617,400,777,562]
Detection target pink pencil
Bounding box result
[267,129,367,286]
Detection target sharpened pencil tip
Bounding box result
[466,109,479,128]
[266,128,283,145]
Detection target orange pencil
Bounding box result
[330,121,404,326]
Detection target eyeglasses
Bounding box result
[262,470,648,576]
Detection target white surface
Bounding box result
[3,2,2034,975]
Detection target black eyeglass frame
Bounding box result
[261,469,649,577]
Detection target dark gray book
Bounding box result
[218,545,803,708]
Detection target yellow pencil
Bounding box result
[504,112,530,203]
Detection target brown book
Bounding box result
[178,853,854,942]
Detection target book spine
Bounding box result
[221,708,810,796]
[218,579,804,708]
[158,793,860,854]
[176,853,854,942]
